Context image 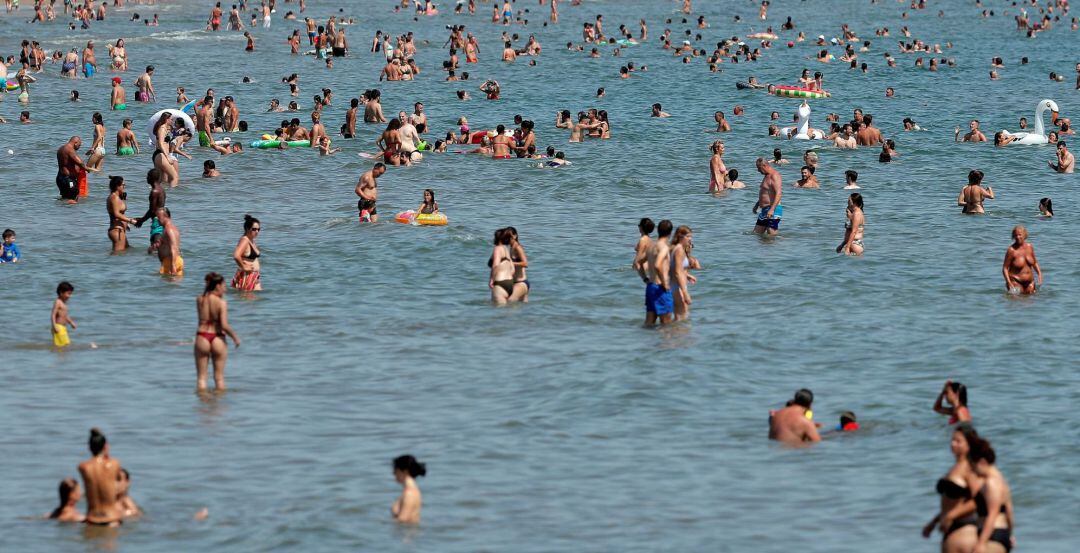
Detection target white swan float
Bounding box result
[1001,99,1058,145]
[780,100,825,140]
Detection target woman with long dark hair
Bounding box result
[933,380,971,424]
[231,215,262,291]
[194,272,241,391]
[923,424,979,552]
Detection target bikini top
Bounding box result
[936,478,970,500]
[974,489,1006,518]
[245,245,260,260]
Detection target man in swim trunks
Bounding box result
[768,389,821,445]
[157,207,183,276]
[1049,141,1074,173]
[196,97,214,146]
[855,114,883,146]
[81,41,96,78]
[55,137,96,203]
[115,119,139,156]
[491,124,513,159]
[356,163,385,223]
[641,219,674,326]
[753,158,783,235]
[133,168,166,253]
[110,78,126,110]
[135,66,156,103]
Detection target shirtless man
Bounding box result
[55,137,97,203]
[768,389,821,445]
[855,114,883,146]
[78,428,123,526]
[115,119,139,155]
[356,163,385,223]
[955,119,987,142]
[342,98,358,138]
[713,111,731,132]
[491,124,513,159]
[1049,141,1074,173]
[1003,225,1042,294]
[753,158,783,235]
[81,41,96,78]
[134,66,155,103]
[309,112,328,148]
[639,219,674,326]
[196,97,215,146]
[957,169,994,214]
[133,168,166,253]
[364,93,386,123]
[397,111,421,158]
[569,113,598,142]
[110,78,126,111]
[157,207,183,276]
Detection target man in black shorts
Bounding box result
[55,136,97,202]
[355,163,385,223]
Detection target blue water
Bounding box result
[1,0,1078,551]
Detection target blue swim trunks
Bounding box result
[645,283,673,315]
[150,217,163,243]
[756,203,783,230]
[83,63,95,78]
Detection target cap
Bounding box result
[111,77,121,84]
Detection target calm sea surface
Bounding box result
[1,0,1078,551]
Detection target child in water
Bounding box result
[838,411,860,432]
[202,160,219,178]
[1,228,22,262]
[416,189,439,214]
[50,281,76,347]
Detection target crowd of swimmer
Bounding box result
[2,0,1077,544]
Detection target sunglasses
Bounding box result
[251,227,261,232]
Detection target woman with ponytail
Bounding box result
[194,272,241,391]
[391,455,426,524]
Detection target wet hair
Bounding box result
[108,175,124,192]
[845,170,858,182]
[49,479,79,518]
[243,214,260,232]
[1039,197,1053,216]
[839,411,857,425]
[968,170,984,185]
[793,388,814,408]
[92,112,103,124]
[203,160,216,170]
[393,455,427,478]
[948,381,968,406]
[849,192,864,209]
[727,169,739,180]
[496,124,506,134]
[878,151,892,163]
[88,427,107,455]
[638,217,655,234]
[657,219,674,238]
[966,436,996,465]
[801,165,815,175]
[57,281,74,295]
[203,272,225,294]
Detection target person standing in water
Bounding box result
[837,193,864,255]
[957,170,994,214]
[708,141,727,193]
[156,207,183,276]
[106,176,136,252]
[488,228,516,305]
[1002,226,1042,295]
[632,218,655,282]
[194,272,241,391]
[753,158,783,235]
[508,227,529,302]
[115,118,139,156]
[933,380,972,424]
[231,215,262,291]
[356,163,384,223]
[669,225,695,321]
[55,136,97,203]
[641,219,674,325]
[965,437,1016,553]
[78,428,123,527]
[50,281,76,348]
[922,424,980,551]
[391,455,426,524]
[87,112,106,172]
[134,168,167,253]
[1048,141,1074,173]
[768,389,821,445]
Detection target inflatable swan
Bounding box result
[1001,99,1058,145]
[780,100,825,140]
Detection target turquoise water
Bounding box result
[1,0,1078,550]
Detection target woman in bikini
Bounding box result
[837,193,865,255]
[507,227,529,302]
[964,437,1015,553]
[669,225,696,321]
[152,112,179,186]
[416,189,439,214]
[377,119,403,164]
[87,112,107,172]
[933,380,971,424]
[957,170,994,214]
[923,424,980,552]
[106,176,136,252]
[1002,225,1042,294]
[194,272,241,391]
[488,228,516,305]
[231,215,262,291]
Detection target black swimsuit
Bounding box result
[936,479,977,538]
[975,488,1011,552]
